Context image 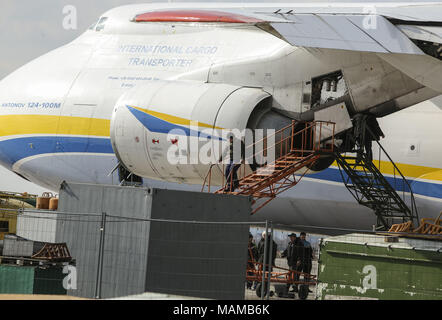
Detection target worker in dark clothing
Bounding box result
[247,233,258,290]
[219,135,245,192]
[353,113,385,163]
[281,233,297,266]
[365,114,385,162]
[297,232,313,275]
[257,231,278,271]
[295,232,314,293]
[281,233,300,292]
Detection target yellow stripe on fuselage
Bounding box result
[0,115,110,137]
[131,106,224,130]
[0,115,440,182]
[331,161,442,182]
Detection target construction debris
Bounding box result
[32,243,72,262]
[385,212,442,240]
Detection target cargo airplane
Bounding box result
[0,2,441,232]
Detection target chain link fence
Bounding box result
[0,207,440,300]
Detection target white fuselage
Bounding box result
[0,3,441,232]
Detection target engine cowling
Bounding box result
[110,81,271,184]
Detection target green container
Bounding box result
[0,265,67,295]
[317,233,442,300]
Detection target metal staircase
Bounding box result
[335,126,419,230]
[203,121,336,214]
[219,152,321,214]
[202,114,418,230]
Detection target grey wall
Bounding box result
[146,189,251,300]
[54,183,251,299]
[57,183,152,298]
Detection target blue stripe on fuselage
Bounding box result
[0,136,113,168]
[0,135,440,199]
[306,167,442,199]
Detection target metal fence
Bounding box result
[1,208,271,299]
[0,207,441,300]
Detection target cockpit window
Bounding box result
[95,17,108,32]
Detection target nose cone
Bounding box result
[0,45,86,171]
[0,35,99,189]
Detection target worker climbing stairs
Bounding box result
[203,121,336,214]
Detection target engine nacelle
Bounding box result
[110,81,271,184]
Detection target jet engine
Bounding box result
[110,80,341,185]
[110,81,275,184]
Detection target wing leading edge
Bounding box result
[265,14,425,54]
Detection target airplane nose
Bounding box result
[0,56,66,171]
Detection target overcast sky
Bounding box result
[0,0,439,195]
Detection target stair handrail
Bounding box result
[201,163,216,192]
[366,126,419,222]
[245,120,335,166]
[201,120,336,199]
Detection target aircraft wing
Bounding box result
[244,3,442,55]
[132,2,442,91]
[240,3,442,91]
[133,3,442,55]
[264,14,424,54]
